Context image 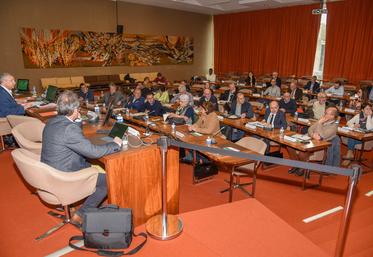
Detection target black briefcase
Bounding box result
[194,163,218,181]
[263,151,283,167]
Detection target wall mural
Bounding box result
[20,28,193,68]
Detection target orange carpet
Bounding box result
[0,146,372,257]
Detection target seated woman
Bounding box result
[342,104,373,166]
[154,85,169,104]
[185,101,220,163]
[167,94,194,124]
[189,101,220,135]
[78,83,94,102]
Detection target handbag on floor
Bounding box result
[69,205,147,256]
[194,162,218,181]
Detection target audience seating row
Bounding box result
[40,72,158,89]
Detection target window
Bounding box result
[312,3,327,82]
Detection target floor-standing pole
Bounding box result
[334,165,361,257]
[146,136,183,240]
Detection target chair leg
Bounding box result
[229,172,234,203]
[0,135,5,152]
[35,205,71,241]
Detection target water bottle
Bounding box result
[206,136,212,146]
[339,101,343,109]
[94,104,100,114]
[280,127,284,139]
[100,90,104,98]
[171,122,176,133]
[294,111,298,120]
[144,114,149,124]
[85,99,89,106]
[32,86,37,96]
[117,113,123,123]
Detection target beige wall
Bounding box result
[0,0,213,89]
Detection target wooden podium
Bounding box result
[100,144,180,227]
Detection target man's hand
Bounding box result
[241,113,246,118]
[312,132,322,140]
[318,116,328,124]
[354,124,360,129]
[280,108,286,113]
[187,125,193,132]
[113,137,123,147]
[23,102,33,109]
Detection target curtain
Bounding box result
[214,4,320,77]
[323,0,373,84]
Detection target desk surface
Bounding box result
[124,199,329,257]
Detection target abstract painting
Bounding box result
[20,28,193,68]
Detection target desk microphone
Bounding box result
[210,126,226,144]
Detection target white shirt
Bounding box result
[206,73,216,82]
[1,85,13,97]
[325,86,344,96]
[266,112,277,126]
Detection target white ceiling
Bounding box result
[117,0,328,15]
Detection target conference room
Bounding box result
[0,0,372,256]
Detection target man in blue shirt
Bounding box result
[144,93,163,116]
[0,73,33,118]
[126,88,145,112]
[78,83,94,102]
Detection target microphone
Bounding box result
[210,126,226,144]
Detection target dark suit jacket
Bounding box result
[304,81,320,94]
[0,86,25,117]
[220,90,237,102]
[230,100,254,119]
[198,95,218,110]
[41,115,120,172]
[78,89,94,102]
[245,76,256,86]
[279,99,297,114]
[144,100,164,116]
[126,96,145,112]
[103,91,125,107]
[290,88,303,101]
[263,108,287,129]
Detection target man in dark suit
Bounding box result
[304,76,320,94]
[289,81,303,101]
[279,92,297,114]
[225,93,254,141]
[144,93,163,116]
[41,90,122,225]
[272,71,281,87]
[126,88,145,112]
[263,100,287,129]
[220,83,237,102]
[198,88,218,110]
[0,73,32,117]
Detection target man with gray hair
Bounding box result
[41,90,122,225]
[0,72,33,117]
[171,83,193,106]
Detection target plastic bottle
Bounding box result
[94,104,100,114]
[280,127,284,139]
[171,122,176,133]
[206,136,212,146]
[294,111,298,120]
[32,86,37,96]
[117,114,123,123]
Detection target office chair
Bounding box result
[11,148,99,240]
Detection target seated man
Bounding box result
[41,90,122,224]
[312,92,328,120]
[272,71,281,88]
[342,104,373,166]
[171,84,193,106]
[220,82,237,103]
[304,75,320,94]
[325,81,344,96]
[78,83,94,102]
[126,88,145,112]
[225,93,254,141]
[287,107,339,176]
[279,92,297,115]
[262,101,287,153]
[289,81,303,101]
[263,78,281,97]
[0,72,33,117]
[136,82,152,98]
[144,93,163,116]
[205,68,216,83]
[103,82,124,107]
[198,88,217,110]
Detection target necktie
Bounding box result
[229,93,233,102]
[269,114,274,125]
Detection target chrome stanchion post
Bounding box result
[334,165,361,257]
[146,136,183,240]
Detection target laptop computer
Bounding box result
[32,85,59,107]
[90,122,128,145]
